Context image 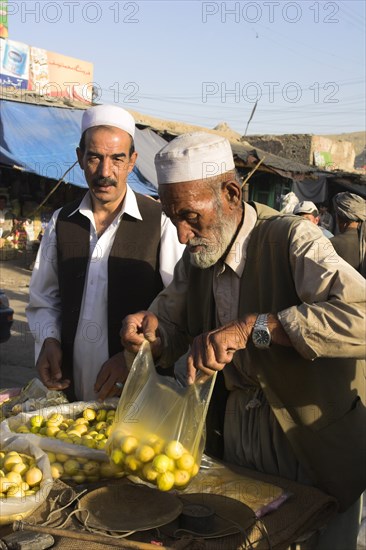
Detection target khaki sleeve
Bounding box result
[278,221,366,360]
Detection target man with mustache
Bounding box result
[121,132,366,549]
[26,105,184,402]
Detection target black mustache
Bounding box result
[93,177,117,187]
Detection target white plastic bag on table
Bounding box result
[0,437,53,525]
[0,400,117,462]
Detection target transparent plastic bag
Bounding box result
[106,340,217,491]
[0,378,69,420]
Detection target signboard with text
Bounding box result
[0,38,29,89]
[1,37,93,103]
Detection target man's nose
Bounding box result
[176,222,195,244]
[99,157,112,178]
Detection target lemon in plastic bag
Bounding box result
[106,341,216,491]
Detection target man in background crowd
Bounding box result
[293,201,333,238]
[318,202,334,233]
[331,191,366,277]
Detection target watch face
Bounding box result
[253,329,271,347]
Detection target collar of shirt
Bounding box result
[217,202,257,278]
[68,185,143,227]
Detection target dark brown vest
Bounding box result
[56,193,164,397]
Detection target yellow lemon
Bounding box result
[55,453,69,463]
[121,436,138,455]
[56,431,68,440]
[176,453,195,472]
[142,434,164,455]
[157,471,175,491]
[191,463,199,477]
[96,409,107,422]
[105,425,113,437]
[110,449,125,466]
[50,463,64,479]
[142,463,159,482]
[174,469,191,488]
[73,424,88,435]
[165,440,184,460]
[25,467,43,487]
[152,454,171,474]
[11,462,28,476]
[95,421,108,432]
[46,426,60,437]
[63,459,80,477]
[135,445,155,463]
[6,471,22,484]
[73,417,89,426]
[72,473,86,484]
[46,452,56,463]
[100,462,118,479]
[83,461,100,477]
[16,425,30,434]
[30,415,44,428]
[46,413,64,427]
[83,408,96,421]
[82,438,96,449]
[30,426,40,434]
[3,454,23,472]
[124,455,141,473]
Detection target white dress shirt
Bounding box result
[26,186,185,401]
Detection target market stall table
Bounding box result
[0,459,338,550]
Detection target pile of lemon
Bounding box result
[14,408,115,450]
[108,432,199,491]
[0,450,43,499]
[45,451,124,484]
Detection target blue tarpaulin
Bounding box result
[0,100,166,195]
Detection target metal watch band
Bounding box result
[255,313,268,328]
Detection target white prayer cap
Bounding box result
[155,132,235,184]
[293,201,319,216]
[81,104,135,138]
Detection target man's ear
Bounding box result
[127,151,138,174]
[222,179,242,208]
[76,147,84,170]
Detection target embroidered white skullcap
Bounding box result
[293,201,319,216]
[81,104,135,138]
[155,132,235,184]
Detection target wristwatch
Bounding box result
[252,313,271,349]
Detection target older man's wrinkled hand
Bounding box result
[186,317,255,384]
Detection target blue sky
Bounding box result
[6,0,366,135]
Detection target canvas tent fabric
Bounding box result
[292,176,328,203]
[0,100,166,195]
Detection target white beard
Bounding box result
[189,212,238,269]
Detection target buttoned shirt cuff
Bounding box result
[277,307,318,361]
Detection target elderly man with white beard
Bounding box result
[121,132,366,550]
